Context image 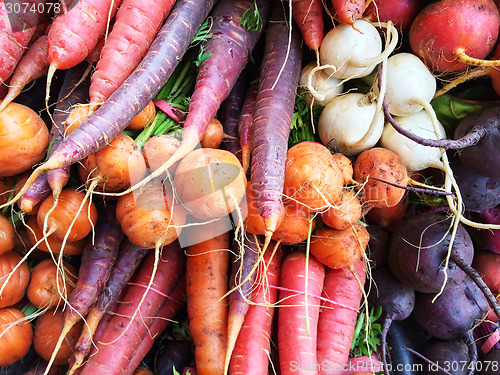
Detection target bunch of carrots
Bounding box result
[2,0,500,374]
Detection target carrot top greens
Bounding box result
[350,305,383,358]
[134,19,213,149]
[288,93,320,148]
[240,0,264,32]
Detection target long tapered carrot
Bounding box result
[89,0,176,104]
[43,203,124,374]
[187,230,230,375]
[0,0,44,84]
[292,0,325,52]
[6,0,218,209]
[122,275,186,375]
[80,241,186,375]
[316,259,366,374]
[68,240,149,375]
[238,79,258,175]
[229,241,282,375]
[0,34,49,112]
[45,0,122,98]
[251,3,303,241]
[225,234,261,373]
[278,251,325,375]
[218,66,251,161]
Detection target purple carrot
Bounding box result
[9,0,218,206]
[47,61,91,197]
[238,79,259,174]
[225,234,261,371]
[68,239,149,375]
[116,0,270,190]
[122,275,187,375]
[69,300,120,375]
[18,173,51,214]
[251,3,303,242]
[44,202,124,373]
[218,67,251,161]
[79,241,186,375]
[19,62,91,212]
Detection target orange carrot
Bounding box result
[272,203,316,245]
[310,223,369,269]
[353,147,410,208]
[320,189,363,231]
[187,229,230,375]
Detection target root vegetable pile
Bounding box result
[2,0,500,374]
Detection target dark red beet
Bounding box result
[369,267,415,375]
[449,152,500,212]
[388,213,474,293]
[454,106,500,180]
[413,276,489,340]
[366,225,391,269]
[420,337,473,375]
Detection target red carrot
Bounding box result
[229,241,282,375]
[0,34,49,112]
[122,275,186,375]
[0,0,43,84]
[89,0,176,105]
[316,259,367,374]
[251,3,303,241]
[278,251,325,375]
[292,0,325,52]
[46,0,122,72]
[331,0,366,25]
[80,241,186,375]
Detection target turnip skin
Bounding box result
[318,93,384,155]
[380,110,446,172]
[454,106,500,180]
[298,62,343,107]
[375,52,436,117]
[319,20,383,79]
